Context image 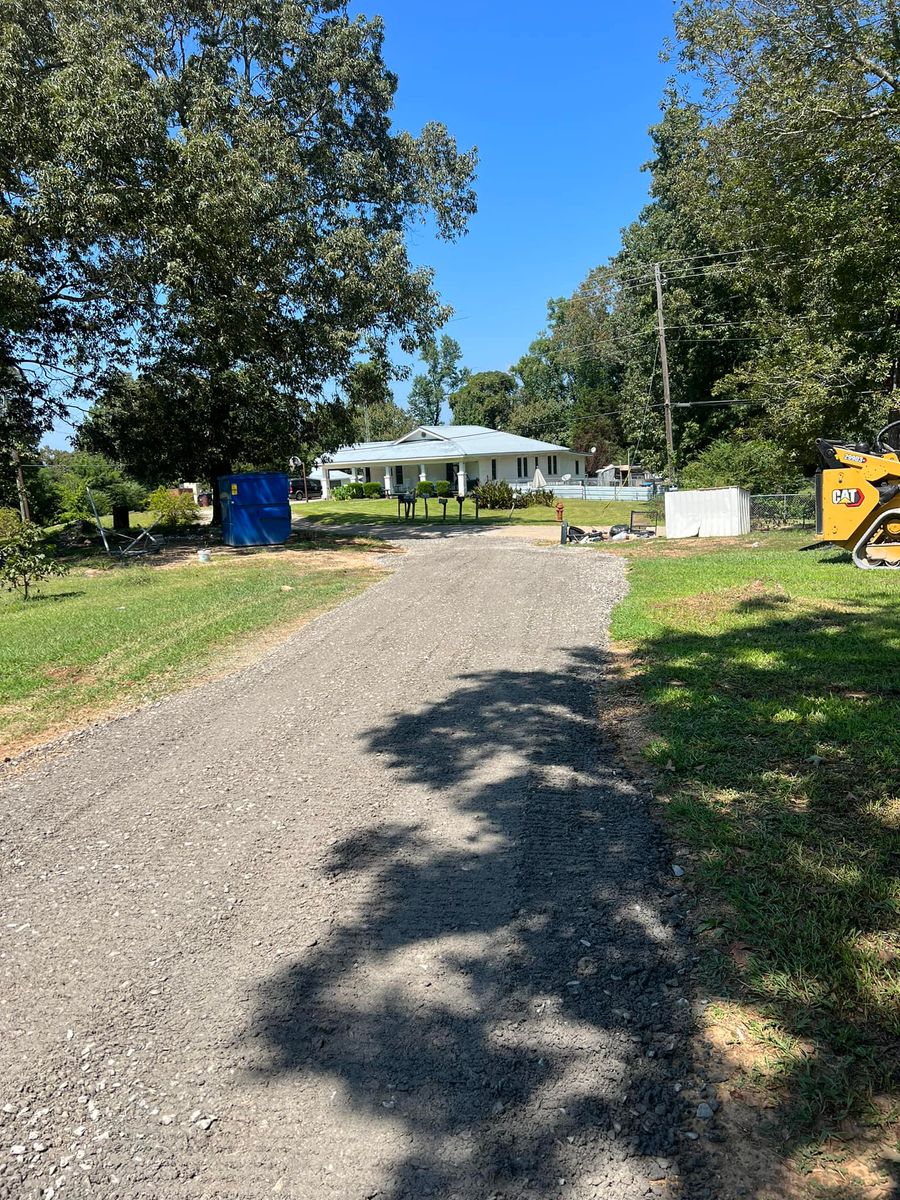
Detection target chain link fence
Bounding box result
[750,492,815,531]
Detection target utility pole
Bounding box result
[654,263,675,484]
[10,447,30,522]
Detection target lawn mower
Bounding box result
[815,419,900,568]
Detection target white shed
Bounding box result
[665,487,751,539]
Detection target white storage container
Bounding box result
[665,487,751,539]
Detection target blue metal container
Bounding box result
[218,472,291,547]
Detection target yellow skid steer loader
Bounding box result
[815,420,900,568]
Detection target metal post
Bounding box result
[654,263,674,484]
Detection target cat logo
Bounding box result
[832,487,864,507]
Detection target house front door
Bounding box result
[445,462,456,483]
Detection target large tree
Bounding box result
[9,3,477,520]
[672,0,900,460]
[345,361,414,442]
[449,370,517,428]
[1,2,165,477]
[406,335,469,425]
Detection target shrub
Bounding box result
[475,479,520,509]
[0,516,68,599]
[435,480,451,497]
[416,480,435,497]
[346,482,366,499]
[680,438,805,494]
[331,484,350,500]
[147,486,199,529]
[362,481,384,498]
[529,488,554,507]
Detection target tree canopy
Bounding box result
[3,2,477,513]
[407,335,469,426]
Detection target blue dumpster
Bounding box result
[218,472,291,547]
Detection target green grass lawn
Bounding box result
[292,496,651,528]
[0,541,381,756]
[609,531,900,1152]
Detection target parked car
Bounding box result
[289,476,322,498]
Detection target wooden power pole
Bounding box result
[654,263,675,483]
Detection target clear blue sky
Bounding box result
[50,1,674,447]
[371,0,676,401]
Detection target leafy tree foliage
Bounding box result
[0,512,67,599]
[449,371,517,428]
[680,438,805,493]
[510,4,899,477]
[4,3,476,521]
[407,336,469,425]
[345,362,414,442]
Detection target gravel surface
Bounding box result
[0,536,723,1199]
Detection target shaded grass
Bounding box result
[0,547,380,755]
[292,496,649,528]
[609,531,900,1146]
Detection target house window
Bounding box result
[575,460,579,475]
[547,455,557,475]
[491,458,497,480]
[396,465,403,486]
[516,456,526,478]
[365,467,371,483]
[445,462,455,483]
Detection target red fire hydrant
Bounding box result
[555,501,565,522]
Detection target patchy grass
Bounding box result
[293,496,651,529]
[0,538,384,757]
[609,531,900,1160]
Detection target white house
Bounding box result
[321,425,588,498]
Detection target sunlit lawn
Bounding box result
[610,530,900,1143]
[0,542,381,756]
[292,496,653,529]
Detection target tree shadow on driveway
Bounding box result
[244,649,724,1198]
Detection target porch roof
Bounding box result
[327,425,573,468]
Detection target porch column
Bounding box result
[351,467,359,484]
[383,467,392,495]
[456,461,467,497]
[419,463,427,482]
[321,465,331,499]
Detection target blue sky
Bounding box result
[372,0,676,400]
[50,1,675,447]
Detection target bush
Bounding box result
[416,480,435,497]
[529,488,554,507]
[680,438,805,494]
[0,515,68,599]
[147,487,199,529]
[346,482,366,499]
[475,479,519,509]
[435,480,451,497]
[331,484,350,500]
[45,451,147,524]
[362,482,384,498]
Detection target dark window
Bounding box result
[446,462,456,483]
[396,465,404,486]
[491,458,497,480]
[575,460,579,475]
[365,467,371,483]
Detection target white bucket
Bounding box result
[197,549,212,564]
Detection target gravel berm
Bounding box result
[0,535,723,1199]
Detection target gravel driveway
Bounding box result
[0,536,721,1200]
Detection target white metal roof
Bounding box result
[327,425,574,467]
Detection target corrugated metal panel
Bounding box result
[665,487,751,538]
[542,485,653,501]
